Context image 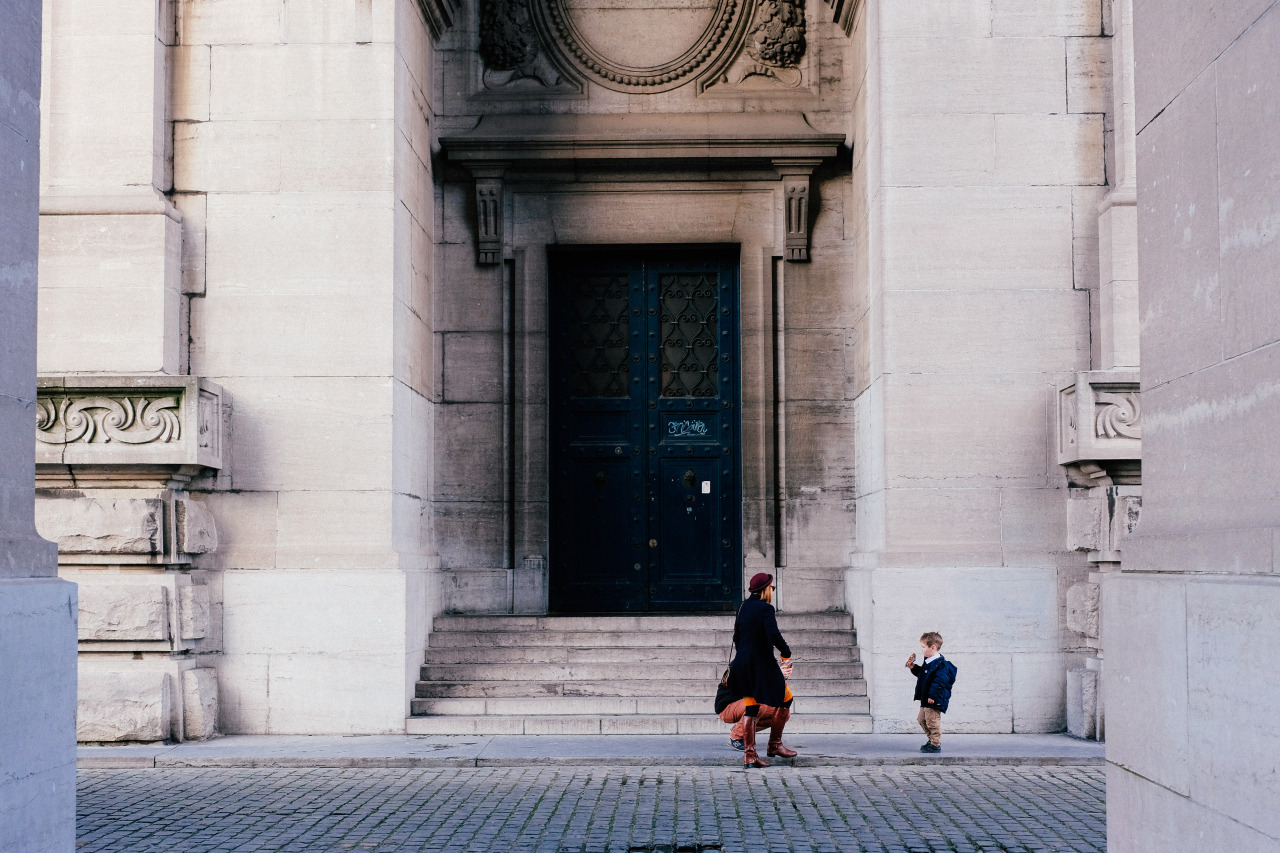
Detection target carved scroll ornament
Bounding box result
[37,396,181,445]
[1095,392,1141,439]
[1056,372,1141,486]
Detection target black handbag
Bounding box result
[713,616,737,714]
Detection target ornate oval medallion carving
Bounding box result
[532,0,750,92]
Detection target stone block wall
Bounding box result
[172,0,444,734]
[847,0,1107,733]
[1107,0,1280,848]
[36,0,448,737]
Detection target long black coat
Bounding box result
[728,596,792,708]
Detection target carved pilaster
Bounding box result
[775,159,820,262]
[416,0,457,39]
[825,0,861,36]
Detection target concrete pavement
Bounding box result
[78,732,1104,769]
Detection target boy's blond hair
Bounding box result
[920,631,943,650]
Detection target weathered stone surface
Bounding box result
[1065,582,1100,638]
[1066,667,1097,739]
[179,584,210,640]
[77,670,172,742]
[78,584,169,641]
[0,580,78,852]
[35,496,164,555]
[182,668,219,740]
[37,214,182,376]
[176,497,218,555]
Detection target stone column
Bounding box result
[1107,0,1280,848]
[0,0,78,848]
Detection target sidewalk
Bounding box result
[78,732,1104,769]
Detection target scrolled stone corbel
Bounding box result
[774,159,820,262]
[468,164,509,266]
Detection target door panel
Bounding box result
[550,246,740,613]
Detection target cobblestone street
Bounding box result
[77,765,1105,853]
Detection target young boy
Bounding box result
[905,631,957,753]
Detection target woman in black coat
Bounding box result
[728,572,796,767]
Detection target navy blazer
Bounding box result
[911,655,957,713]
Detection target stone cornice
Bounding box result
[440,112,845,166]
[442,112,844,265]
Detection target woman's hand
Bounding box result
[780,658,794,678]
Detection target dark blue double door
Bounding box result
[549,246,741,613]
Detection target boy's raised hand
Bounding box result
[905,653,916,669]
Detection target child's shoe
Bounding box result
[729,737,745,751]
[919,743,941,753]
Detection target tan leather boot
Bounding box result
[742,714,769,768]
[766,707,797,758]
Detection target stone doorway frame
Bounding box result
[440,114,844,614]
[508,187,784,613]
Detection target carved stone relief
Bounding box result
[1095,391,1141,439]
[478,0,565,90]
[474,0,813,95]
[37,396,181,445]
[536,0,746,92]
[722,0,806,88]
[35,376,225,473]
[1057,371,1141,485]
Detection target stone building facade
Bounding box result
[35,0,1145,742]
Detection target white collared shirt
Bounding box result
[923,654,941,665]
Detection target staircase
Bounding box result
[406,612,872,735]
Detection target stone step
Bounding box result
[421,645,859,665]
[418,661,864,682]
[404,713,875,736]
[427,629,856,649]
[410,695,871,716]
[431,613,853,632]
[414,678,868,699]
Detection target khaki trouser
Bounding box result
[720,699,781,739]
[917,706,942,746]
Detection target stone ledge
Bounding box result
[36,374,224,473]
[1057,370,1141,484]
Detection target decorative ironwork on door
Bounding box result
[660,274,720,398]
[550,247,741,613]
[570,274,631,398]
